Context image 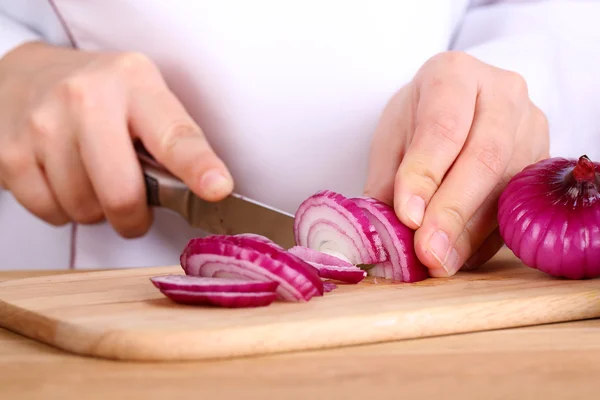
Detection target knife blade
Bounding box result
[135,143,296,248]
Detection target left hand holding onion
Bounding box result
[364,51,550,278]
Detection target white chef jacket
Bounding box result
[0,0,599,270]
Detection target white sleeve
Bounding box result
[0,11,42,58]
[451,0,600,160]
[0,0,70,59]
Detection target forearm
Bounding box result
[452,0,600,160]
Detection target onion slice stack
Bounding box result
[151,189,430,308]
[181,235,324,302]
[293,190,387,264]
[293,190,428,283]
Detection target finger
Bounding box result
[393,65,478,229]
[415,80,526,275]
[74,88,152,238]
[515,101,550,163]
[427,184,502,277]
[31,106,104,224]
[428,98,544,276]
[129,84,233,202]
[0,149,70,225]
[44,140,105,224]
[461,228,504,271]
[363,87,414,205]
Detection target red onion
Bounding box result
[181,234,324,301]
[498,155,600,279]
[154,190,436,309]
[160,290,277,307]
[322,282,338,292]
[288,245,366,283]
[287,245,355,267]
[150,274,279,293]
[293,190,387,265]
[350,197,428,283]
[305,261,366,284]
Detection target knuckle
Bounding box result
[24,196,70,226]
[481,110,512,134]
[42,210,70,226]
[429,51,473,70]
[502,70,529,100]
[400,167,441,194]
[476,141,508,179]
[57,76,97,110]
[70,201,105,224]
[533,104,549,133]
[441,204,468,231]
[120,222,151,239]
[112,51,157,76]
[26,108,56,142]
[424,111,464,147]
[103,188,143,218]
[74,211,104,225]
[0,146,30,179]
[527,108,550,161]
[159,120,202,156]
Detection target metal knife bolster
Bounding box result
[140,157,192,220]
[136,142,297,247]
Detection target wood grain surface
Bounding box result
[1,249,600,362]
[1,269,599,399]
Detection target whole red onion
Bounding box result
[498,155,600,279]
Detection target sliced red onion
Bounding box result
[235,233,283,248]
[288,245,355,267]
[306,261,366,284]
[288,245,366,283]
[322,281,338,292]
[150,274,279,293]
[349,197,428,283]
[160,290,277,308]
[498,155,600,279]
[181,235,323,301]
[293,190,387,265]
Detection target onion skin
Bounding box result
[498,155,600,279]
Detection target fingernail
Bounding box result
[405,195,425,226]
[200,169,233,198]
[444,248,461,275]
[427,230,460,275]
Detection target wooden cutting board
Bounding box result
[1,248,599,362]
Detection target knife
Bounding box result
[135,143,296,249]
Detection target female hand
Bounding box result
[0,42,233,237]
[364,51,550,277]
